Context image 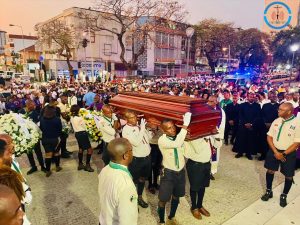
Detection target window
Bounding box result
[104,44,112,56]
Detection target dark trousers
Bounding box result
[56,133,68,155]
[148,144,162,187]
[235,126,257,156]
[27,141,44,168]
[224,122,238,144]
[102,142,110,165]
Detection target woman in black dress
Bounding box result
[40,106,62,177]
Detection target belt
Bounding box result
[188,159,210,165]
[163,168,184,174]
[133,155,150,160]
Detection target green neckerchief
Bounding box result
[167,136,179,169]
[109,161,132,179]
[103,115,112,126]
[12,161,21,174]
[277,115,295,141]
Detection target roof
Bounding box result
[19,45,41,52]
[8,34,38,40]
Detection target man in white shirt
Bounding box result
[261,103,300,207]
[207,96,226,179]
[98,138,138,225]
[184,137,213,220]
[122,110,153,208]
[98,105,119,165]
[157,112,191,225]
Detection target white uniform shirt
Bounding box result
[122,124,152,157]
[70,116,87,132]
[57,102,69,113]
[288,100,298,108]
[184,137,212,163]
[98,163,138,225]
[68,96,78,106]
[267,116,300,150]
[158,129,187,171]
[99,116,116,143]
[211,107,226,148]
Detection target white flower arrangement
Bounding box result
[0,113,41,156]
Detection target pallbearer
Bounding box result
[98,105,119,165]
[157,112,191,225]
[184,136,212,220]
[122,110,153,208]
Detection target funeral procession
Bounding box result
[1,0,300,225]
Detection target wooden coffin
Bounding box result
[110,92,221,140]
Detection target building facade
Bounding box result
[263,0,300,34]
[136,18,195,76]
[0,33,38,70]
[36,7,133,80]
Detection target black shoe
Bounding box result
[46,171,52,177]
[41,166,47,173]
[138,198,149,208]
[246,155,253,160]
[27,167,38,175]
[153,183,160,190]
[61,153,71,159]
[84,164,94,172]
[148,186,156,194]
[210,173,215,180]
[78,163,85,171]
[65,150,72,155]
[258,156,266,161]
[224,141,229,146]
[235,153,243,158]
[280,194,287,207]
[261,190,273,201]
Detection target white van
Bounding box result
[4,71,13,79]
[222,74,252,86]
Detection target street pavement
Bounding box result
[17,134,293,225]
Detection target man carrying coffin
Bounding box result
[184,136,213,220]
[122,110,153,208]
[157,112,191,225]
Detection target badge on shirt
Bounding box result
[130,195,137,202]
[290,125,296,130]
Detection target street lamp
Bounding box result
[186,27,195,74]
[9,24,26,70]
[289,44,299,86]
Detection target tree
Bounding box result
[77,0,187,76]
[235,28,271,71]
[194,19,238,72]
[272,27,300,65]
[35,20,77,83]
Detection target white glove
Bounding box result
[112,113,118,121]
[140,118,147,130]
[183,112,192,126]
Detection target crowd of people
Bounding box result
[0,74,300,225]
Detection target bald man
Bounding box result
[262,103,300,207]
[98,105,119,164]
[0,184,24,225]
[98,138,138,225]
